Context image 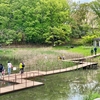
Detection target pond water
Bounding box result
[33,69,100,100]
[0,80,16,87]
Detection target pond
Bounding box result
[1,68,100,100]
[0,80,15,87]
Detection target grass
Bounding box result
[84,92,100,100]
[54,46,100,56]
[0,45,100,73]
[0,47,79,73]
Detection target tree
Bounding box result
[90,0,100,27]
[25,0,71,45]
[45,25,71,46]
[41,0,71,45]
[0,0,71,45]
[70,2,91,38]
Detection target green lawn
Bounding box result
[54,46,100,56]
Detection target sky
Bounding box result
[73,0,94,3]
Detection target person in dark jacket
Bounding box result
[0,64,4,78]
[94,47,97,55]
[91,49,94,55]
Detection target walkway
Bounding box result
[0,54,99,94]
[64,53,100,61]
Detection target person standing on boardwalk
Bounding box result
[94,47,97,55]
[0,64,4,78]
[19,62,25,74]
[91,49,94,55]
[7,61,13,75]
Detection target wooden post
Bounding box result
[25,72,27,87]
[46,67,47,75]
[33,72,34,86]
[13,79,14,91]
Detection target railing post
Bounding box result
[46,67,47,75]
[13,79,14,91]
[60,64,61,72]
[53,66,54,74]
[25,72,27,87]
[8,74,9,82]
[13,74,16,91]
[38,69,39,76]
[21,73,22,83]
[33,72,34,86]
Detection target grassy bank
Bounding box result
[0,47,80,73]
[54,46,100,56]
[0,46,100,73]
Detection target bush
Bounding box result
[82,35,97,45]
[84,92,100,100]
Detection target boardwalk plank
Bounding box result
[0,81,43,94]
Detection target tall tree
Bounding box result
[70,2,91,38]
[40,0,71,45]
[90,0,100,26]
[25,0,71,45]
[0,0,71,45]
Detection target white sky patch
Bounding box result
[73,0,95,3]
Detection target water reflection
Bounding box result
[67,80,98,100]
[0,80,14,87]
[0,80,6,87]
[0,80,8,87]
[34,69,100,100]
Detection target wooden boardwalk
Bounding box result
[0,62,97,94]
[0,71,46,94]
[46,62,97,75]
[0,80,43,94]
[0,54,99,94]
[66,53,100,61]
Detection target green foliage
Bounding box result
[0,29,16,45]
[0,0,72,45]
[91,0,100,22]
[45,26,71,46]
[70,3,91,38]
[24,0,71,45]
[84,92,100,100]
[81,30,100,45]
[82,35,97,45]
[90,0,100,33]
[0,0,100,46]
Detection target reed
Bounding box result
[0,47,82,73]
